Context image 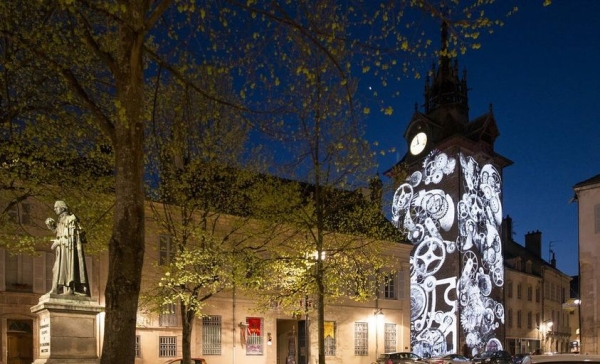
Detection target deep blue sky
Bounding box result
[368,1,600,277]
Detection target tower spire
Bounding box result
[423,20,470,124]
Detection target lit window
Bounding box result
[354,322,368,356]
[203,316,221,355]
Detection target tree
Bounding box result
[0,1,517,362]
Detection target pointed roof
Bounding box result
[423,21,469,124]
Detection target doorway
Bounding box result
[277,319,308,364]
[7,320,33,364]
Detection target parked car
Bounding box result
[512,353,528,364]
[471,350,512,364]
[429,354,471,364]
[164,358,207,364]
[521,354,600,364]
[376,352,428,364]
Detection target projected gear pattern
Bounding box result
[392,150,504,359]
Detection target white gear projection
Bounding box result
[392,150,505,358]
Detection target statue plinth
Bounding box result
[31,294,104,364]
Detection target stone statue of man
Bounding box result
[45,200,90,296]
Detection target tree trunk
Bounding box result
[181,302,194,364]
[100,3,147,363]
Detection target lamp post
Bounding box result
[375,308,384,359]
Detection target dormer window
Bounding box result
[515,257,522,271]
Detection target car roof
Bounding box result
[523,354,600,364]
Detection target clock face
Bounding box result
[410,132,428,155]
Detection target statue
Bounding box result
[45,200,90,296]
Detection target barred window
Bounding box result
[354,322,368,356]
[159,303,178,327]
[384,323,397,353]
[159,336,176,357]
[246,317,263,355]
[135,335,141,357]
[203,316,221,355]
[324,321,336,356]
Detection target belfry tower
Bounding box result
[387,22,512,357]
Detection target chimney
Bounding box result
[502,215,513,243]
[525,230,542,258]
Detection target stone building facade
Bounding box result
[573,174,600,355]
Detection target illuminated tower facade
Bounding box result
[388,24,512,358]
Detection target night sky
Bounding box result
[368,1,600,277]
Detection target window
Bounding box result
[525,261,532,274]
[527,312,532,329]
[517,283,522,299]
[246,317,264,355]
[354,322,368,356]
[384,323,397,353]
[536,313,540,328]
[507,281,513,298]
[324,321,336,356]
[384,274,395,299]
[527,286,532,301]
[159,303,178,327]
[203,316,221,355]
[135,335,141,357]
[159,235,175,265]
[159,336,176,357]
[515,257,522,271]
[8,202,31,225]
[397,270,406,299]
[508,309,513,328]
[595,204,600,234]
[535,287,540,302]
[517,310,522,329]
[5,254,33,292]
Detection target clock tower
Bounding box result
[387,23,512,358]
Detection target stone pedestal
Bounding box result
[31,293,104,364]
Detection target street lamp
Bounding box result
[542,320,553,353]
[375,308,384,359]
